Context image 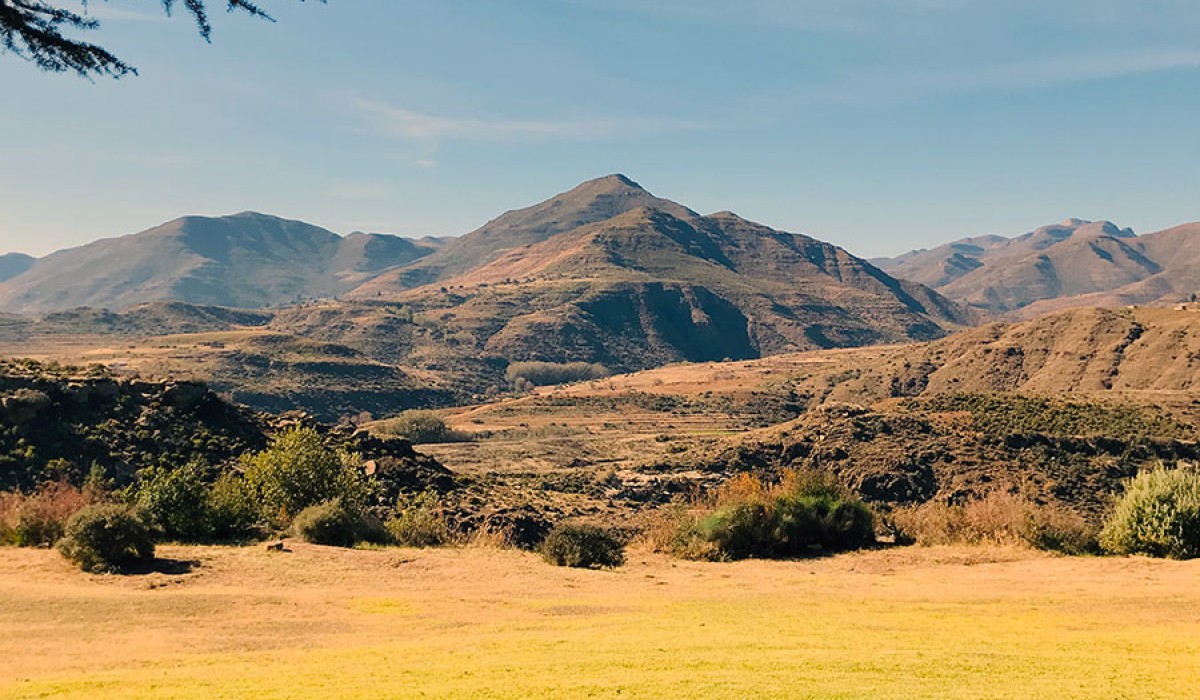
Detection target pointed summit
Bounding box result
[572,173,644,193]
[355,175,698,289]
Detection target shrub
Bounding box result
[1100,468,1200,559]
[133,463,213,542]
[698,502,776,560]
[377,410,453,444]
[0,481,89,547]
[56,504,155,572]
[649,471,876,561]
[242,427,370,524]
[386,491,455,547]
[291,499,386,547]
[892,491,1099,554]
[775,493,876,553]
[504,361,610,387]
[540,523,626,569]
[1021,505,1100,555]
[206,473,262,541]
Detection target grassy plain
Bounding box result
[1,543,1197,699]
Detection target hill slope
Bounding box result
[0,213,439,314]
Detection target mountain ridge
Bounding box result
[875,218,1199,316]
[0,213,440,315]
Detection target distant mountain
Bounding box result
[0,253,34,283]
[875,219,1200,316]
[0,213,440,315]
[350,176,973,370]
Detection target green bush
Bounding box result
[291,499,386,547]
[386,491,454,547]
[378,410,453,445]
[650,471,876,561]
[698,502,776,560]
[56,504,155,572]
[206,473,262,541]
[774,493,876,553]
[1101,468,1200,559]
[133,463,213,542]
[242,427,370,524]
[540,524,625,569]
[700,493,875,559]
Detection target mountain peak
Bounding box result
[571,173,646,194]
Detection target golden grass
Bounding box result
[1,543,1197,699]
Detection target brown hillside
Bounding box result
[357,203,970,372]
[353,174,696,291]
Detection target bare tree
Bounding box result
[0,1,318,78]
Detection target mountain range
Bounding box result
[0,176,971,366]
[0,213,443,314]
[3,176,1198,394]
[874,218,1200,317]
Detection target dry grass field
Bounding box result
[1,543,1197,699]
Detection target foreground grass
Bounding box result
[0,544,1197,699]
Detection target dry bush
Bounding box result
[892,491,1098,554]
[465,523,515,549]
[0,482,90,547]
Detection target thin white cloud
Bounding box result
[817,48,1200,103]
[351,98,704,143]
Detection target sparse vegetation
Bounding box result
[56,504,155,573]
[1100,467,1200,559]
[891,491,1100,555]
[386,491,457,548]
[505,361,611,388]
[539,523,625,568]
[914,394,1195,441]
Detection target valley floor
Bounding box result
[1,544,1197,699]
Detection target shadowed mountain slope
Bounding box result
[0,254,34,283]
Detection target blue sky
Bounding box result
[2,0,1199,258]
